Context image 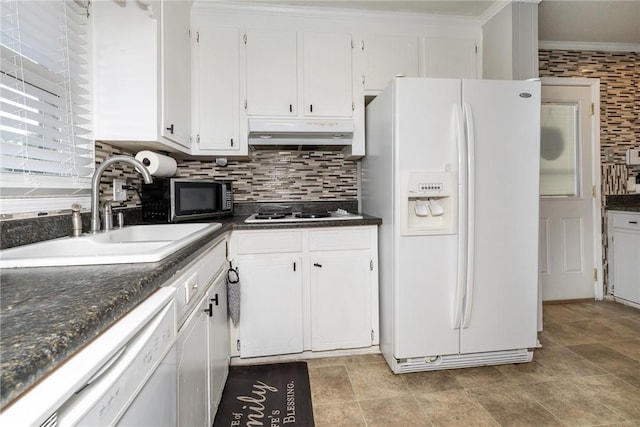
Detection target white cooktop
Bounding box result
[244,211,363,224]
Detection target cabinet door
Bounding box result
[612,229,640,304]
[245,29,297,116]
[208,275,230,421]
[195,25,241,153]
[302,32,353,117]
[161,0,191,148]
[310,253,372,351]
[177,295,209,427]
[363,34,419,92]
[239,256,303,357]
[424,36,478,79]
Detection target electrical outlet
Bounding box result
[113,179,127,202]
[605,148,615,162]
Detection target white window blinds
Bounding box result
[0,0,93,214]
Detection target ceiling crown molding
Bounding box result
[539,40,640,53]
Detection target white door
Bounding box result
[459,79,540,354]
[540,84,597,300]
[238,256,304,357]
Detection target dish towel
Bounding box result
[227,262,240,325]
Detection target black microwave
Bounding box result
[141,178,233,223]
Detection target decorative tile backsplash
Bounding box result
[95,142,358,204]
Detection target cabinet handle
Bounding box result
[309,104,313,113]
[204,303,213,317]
[230,138,234,147]
[166,124,174,134]
[630,221,638,224]
[211,294,219,306]
[293,262,296,272]
[289,104,292,113]
[313,263,322,268]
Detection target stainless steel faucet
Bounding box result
[90,155,153,233]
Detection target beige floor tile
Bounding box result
[534,345,607,378]
[496,360,559,384]
[312,401,366,427]
[567,343,640,374]
[308,365,356,405]
[579,318,638,343]
[607,339,640,361]
[347,361,412,400]
[572,374,640,420]
[543,304,586,324]
[449,365,512,390]
[402,369,463,397]
[417,389,499,426]
[617,371,640,389]
[521,379,627,425]
[360,396,430,427]
[541,321,599,346]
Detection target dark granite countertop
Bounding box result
[606,194,640,212]
[0,212,380,409]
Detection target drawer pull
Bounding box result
[629,221,638,224]
[313,263,322,268]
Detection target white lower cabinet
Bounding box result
[239,256,304,357]
[230,226,379,358]
[177,295,209,427]
[608,211,640,305]
[176,239,230,427]
[207,273,230,422]
[310,253,372,351]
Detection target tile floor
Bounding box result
[306,301,640,426]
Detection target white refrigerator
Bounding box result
[362,77,540,373]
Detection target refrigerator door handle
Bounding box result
[452,103,466,330]
[462,102,476,329]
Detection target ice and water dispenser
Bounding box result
[400,170,456,235]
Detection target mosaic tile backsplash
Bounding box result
[95,142,358,205]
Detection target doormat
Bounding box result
[214,361,315,427]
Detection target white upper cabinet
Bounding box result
[161,0,191,147]
[244,29,353,118]
[302,32,353,117]
[361,34,420,92]
[93,0,191,152]
[423,36,478,79]
[245,29,298,116]
[192,25,244,155]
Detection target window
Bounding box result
[0,0,93,215]
[540,102,580,197]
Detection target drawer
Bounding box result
[309,227,371,251]
[236,231,303,254]
[610,212,640,231]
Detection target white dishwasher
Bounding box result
[55,292,177,426]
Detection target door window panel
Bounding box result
[540,102,580,197]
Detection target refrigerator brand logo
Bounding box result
[519,92,532,98]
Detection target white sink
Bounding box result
[0,223,221,268]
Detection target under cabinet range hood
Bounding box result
[248,118,354,149]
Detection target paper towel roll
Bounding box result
[135,151,177,177]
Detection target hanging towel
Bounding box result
[227,262,240,325]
